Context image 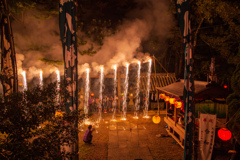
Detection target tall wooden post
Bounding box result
[1,0,18,97]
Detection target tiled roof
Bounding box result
[156,80,228,100]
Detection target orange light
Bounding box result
[152,115,161,124]
[169,98,176,104]
[174,101,182,108]
[91,93,94,96]
[160,94,165,99]
[164,96,170,102]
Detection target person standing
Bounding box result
[109,96,113,112]
[88,96,93,112]
[103,96,108,113]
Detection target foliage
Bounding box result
[193,0,240,82]
[0,83,84,159]
[226,63,240,142]
[4,0,36,15]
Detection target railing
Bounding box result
[164,116,185,148]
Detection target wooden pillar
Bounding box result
[174,105,177,124]
[157,90,160,116]
[117,69,121,111]
[166,102,168,118]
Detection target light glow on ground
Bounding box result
[133,116,139,119]
[143,115,150,119]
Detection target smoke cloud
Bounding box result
[11,0,174,85]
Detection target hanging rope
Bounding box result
[152,55,169,76]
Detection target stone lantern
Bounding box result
[128,87,134,110]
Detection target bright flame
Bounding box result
[84,68,90,115]
[22,71,27,91]
[122,63,129,120]
[143,59,152,118]
[99,66,104,100]
[112,64,117,120]
[98,65,104,121]
[133,111,139,119]
[121,117,127,121]
[55,70,60,104]
[40,70,43,88]
[134,61,141,118]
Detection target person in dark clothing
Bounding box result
[83,125,95,144]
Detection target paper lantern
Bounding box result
[91,93,94,97]
[169,98,176,104]
[160,94,165,99]
[174,101,182,108]
[164,96,170,102]
[152,115,161,124]
[218,128,232,141]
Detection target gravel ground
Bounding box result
[78,110,183,160]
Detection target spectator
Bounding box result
[88,96,94,112]
[83,125,95,144]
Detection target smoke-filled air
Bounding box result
[10,0,173,89]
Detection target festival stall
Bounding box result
[156,80,229,148]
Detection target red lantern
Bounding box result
[160,94,165,99]
[218,128,232,141]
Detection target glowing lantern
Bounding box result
[218,128,232,141]
[152,115,161,124]
[174,101,182,108]
[160,94,165,99]
[169,98,176,104]
[164,96,170,102]
[224,85,227,89]
[91,93,94,97]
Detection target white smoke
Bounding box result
[11,0,174,83]
[78,0,174,72]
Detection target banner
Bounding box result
[199,113,216,160]
[59,0,78,113]
[1,0,18,97]
[175,0,193,159]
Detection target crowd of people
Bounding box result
[87,95,117,113]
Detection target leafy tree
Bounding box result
[193,0,240,82]
[0,83,84,159]
[226,63,240,142]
